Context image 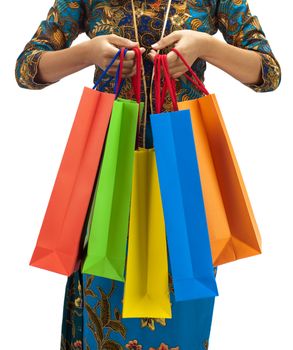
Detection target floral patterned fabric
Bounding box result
[16,1,280,349]
[15,0,281,146]
[60,212,217,350]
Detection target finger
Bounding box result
[107,68,116,76]
[151,31,180,50]
[147,49,157,62]
[122,67,135,74]
[121,60,136,69]
[103,44,119,58]
[110,60,135,69]
[166,51,179,64]
[124,50,135,60]
[168,65,187,75]
[105,70,117,77]
[165,51,182,75]
[172,71,185,79]
[104,46,139,62]
[168,62,185,74]
[124,47,146,60]
[122,72,135,78]
[108,67,135,76]
[99,46,121,69]
[164,61,185,77]
[121,68,136,78]
[169,67,187,79]
[128,70,137,78]
[108,34,139,49]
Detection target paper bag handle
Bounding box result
[171,48,210,96]
[154,54,178,113]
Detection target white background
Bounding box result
[1,0,292,349]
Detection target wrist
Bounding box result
[78,40,94,67]
[199,34,217,61]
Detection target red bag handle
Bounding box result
[171,47,210,96]
[154,49,209,113]
[115,47,142,105]
[131,46,142,104]
[154,54,162,113]
[128,47,143,150]
[161,54,178,111]
[154,54,178,113]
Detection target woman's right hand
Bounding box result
[85,34,145,78]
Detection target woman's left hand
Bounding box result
[148,30,211,78]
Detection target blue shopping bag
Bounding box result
[150,54,218,301]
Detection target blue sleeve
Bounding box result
[216,0,281,92]
[15,0,85,89]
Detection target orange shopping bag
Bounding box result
[172,48,262,266]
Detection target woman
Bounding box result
[15,1,281,349]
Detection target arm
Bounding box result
[201,35,264,86]
[15,0,86,89]
[15,0,143,90]
[214,0,281,92]
[149,0,281,92]
[35,35,144,84]
[34,43,92,85]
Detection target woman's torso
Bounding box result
[83,0,218,146]
[85,0,218,96]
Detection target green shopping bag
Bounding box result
[82,47,143,281]
[81,98,140,281]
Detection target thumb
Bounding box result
[151,32,180,50]
[109,34,139,48]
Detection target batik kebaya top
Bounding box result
[15,2,280,349]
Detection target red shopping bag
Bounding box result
[29,50,129,275]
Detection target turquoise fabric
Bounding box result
[15,0,281,150]
[15,1,280,349]
[60,214,217,350]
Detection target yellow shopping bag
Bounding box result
[122,148,172,318]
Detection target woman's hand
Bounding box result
[85,34,145,78]
[148,30,211,78]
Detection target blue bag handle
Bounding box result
[92,48,128,98]
[113,48,128,98]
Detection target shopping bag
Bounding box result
[150,54,218,301]
[122,148,172,318]
[29,50,128,275]
[172,48,262,266]
[81,48,143,282]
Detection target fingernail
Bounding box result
[152,43,158,48]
